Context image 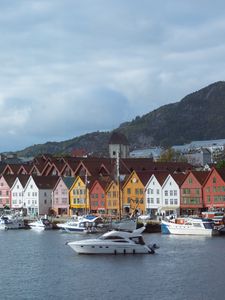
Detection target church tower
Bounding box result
[109,132,129,158]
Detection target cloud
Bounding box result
[1,0,225,151]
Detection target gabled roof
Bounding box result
[136,170,155,186]
[190,170,210,185]
[2,164,22,175]
[215,167,225,182]
[171,173,188,187]
[2,174,17,188]
[0,163,6,175]
[17,174,30,187]
[62,177,76,189]
[32,175,59,189]
[17,164,33,175]
[89,176,112,192]
[44,161,66,176]
[151,171,170,186]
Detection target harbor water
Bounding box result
[0,229,225,300]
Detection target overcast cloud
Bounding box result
[1,0,225,152]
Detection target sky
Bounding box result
[1,0,225,152]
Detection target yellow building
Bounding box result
[122,171,149,214]
[105,180,121,216]
[69,176,89,215]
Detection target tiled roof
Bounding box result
[17,174,30,187]
[191,170,210,185]
[171,173,188,187]
[3,174,17,187]
[32,175,59,189]
[153,171,170,185]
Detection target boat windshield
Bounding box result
[100,235,125,240]
[203,223,213,229]
[130,236,145,245]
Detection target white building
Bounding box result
[23,175,59,216]
[161,174,181,217]
[145,172,169,216]
[11,175,29,210]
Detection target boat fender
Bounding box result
[123,249,126,255]
[133,249,135,254]
[114,250,117,255]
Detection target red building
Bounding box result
[203,167,225,211]
[180,171,209,215]
[89,178,108,214]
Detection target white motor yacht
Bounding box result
[57,215,102,233]
[67,226,158,255]
[29,218,52,230]
[161,217,214,236]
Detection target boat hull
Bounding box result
[68,241,151,254]
[161,220,213,236]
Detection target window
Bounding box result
[188,178,192,184]
[165,190,168,196]
[213,177,216,183]
[127,188,131,194]
[170,191,173,196]
[195,189,200,195]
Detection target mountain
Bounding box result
[16,81,225,157]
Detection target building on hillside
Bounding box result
[183,148,212,167]
[109,132,129,159]
[129,147,163,161]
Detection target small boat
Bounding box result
[161,217,214,236]
[57,215,102,233]
[29,218,52,230]
[67,226,159,255]
[111,217,137,232]
[0,215,26,230]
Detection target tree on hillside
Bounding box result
[158,148,187,162]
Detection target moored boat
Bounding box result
[57,215,103,233]
[29,217,52,230]
[161,217,214,236]
[111,217,137,232]
[67,226,159,255]
[0,215,26,230]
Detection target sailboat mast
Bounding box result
[116,151,121,220]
